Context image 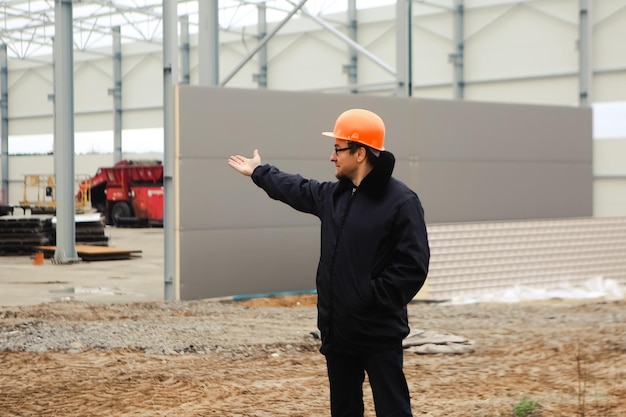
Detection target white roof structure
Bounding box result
[3,0,166,59]
[1,0,395,59]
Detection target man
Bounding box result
[228,108,430,417]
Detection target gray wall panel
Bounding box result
[388,160,415,192]
[413,99,592,162]
[177,85,415,159]
[416,161,593,223]
[175,86,592,300]
[178,158,325,230]
[179,227,319,300]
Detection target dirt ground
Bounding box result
[1,295,625,417]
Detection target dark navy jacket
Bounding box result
[251,151,430,353]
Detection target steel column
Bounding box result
[451,0,465,99]
[163,0,178,300]
[253,2,268,88]
[221,0,308,86]
[108,26,123,164]
[343,0,358,93]
[299,7,396,77]
[0,44,8,204]
[578,0,592,106]
[395,0,412,96]
[199,0,219,86]
[53,0,78,263]
[181,15,191,85]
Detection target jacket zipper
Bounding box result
[327,188,356,346]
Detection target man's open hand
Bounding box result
[227,149,261,177]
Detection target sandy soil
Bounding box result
[1,295,625,417]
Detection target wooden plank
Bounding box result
[35,245,142,261]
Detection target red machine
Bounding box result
[77,160,164,226]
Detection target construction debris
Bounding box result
[36,245,141,261]
[402,329,475,354]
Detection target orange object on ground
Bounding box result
[33,252,44,265]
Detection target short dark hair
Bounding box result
[347,141,380,164]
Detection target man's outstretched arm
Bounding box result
[228,148,325,217]
[227,149,261,176]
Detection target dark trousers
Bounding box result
[325,347,413,417]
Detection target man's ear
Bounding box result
[357,147,366,163]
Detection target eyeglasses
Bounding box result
[333,146,351,156]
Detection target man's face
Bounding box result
[330,139,357,182]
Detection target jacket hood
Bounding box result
[336,151,395,199]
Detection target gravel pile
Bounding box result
[0,300,320,355]
[5,297,623,358]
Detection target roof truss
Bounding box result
[0,0,368,59]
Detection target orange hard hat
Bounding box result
[322,108,385,151]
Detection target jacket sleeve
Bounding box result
[251,164,327,218]
[371,197,430,308]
